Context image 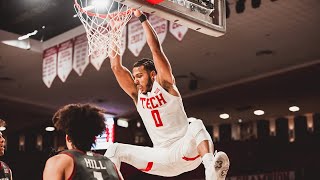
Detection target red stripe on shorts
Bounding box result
[139,162,153,172]
[182,155,201,161]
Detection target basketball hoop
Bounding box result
[74,0,133,58]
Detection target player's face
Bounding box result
[0,132,5,156]
[133,66,153,94]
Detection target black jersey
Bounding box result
[61,150,121,180]
[0,161,11,180]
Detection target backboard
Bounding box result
[74,0,226,56]
[116,0,226,37]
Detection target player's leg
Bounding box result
[187,118,230,180]
[105,143,179,176]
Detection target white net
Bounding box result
[74,0,133,58]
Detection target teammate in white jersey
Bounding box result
[105,10,230,180]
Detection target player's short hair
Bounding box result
[52,103,106,151]
[133,58,157,74]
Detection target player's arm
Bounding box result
[109,50,138,104]
[10,169,13,180]
[134,11,177,93]
[43,154,73,180]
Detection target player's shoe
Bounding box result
[213,151,229,180]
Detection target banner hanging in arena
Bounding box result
[42,46,58,88]
[90,50,107,71]
[57,40,73,82]
[73,34,89,76]
[149,14,168,44]
[169,22,188,41]
[120,27,127,56]
[128,17,147,57]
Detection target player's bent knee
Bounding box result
[105,142,119,158]
[188,118,205,138]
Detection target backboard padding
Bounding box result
[115,0,226,36]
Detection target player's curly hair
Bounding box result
[52,103,106,151]
[133,58,157,74]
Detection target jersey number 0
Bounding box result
[151,110,163,127]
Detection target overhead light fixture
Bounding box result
[1,39,31,50]
[137,122,141,128]
[0,127,6,131]
[238,119,242,123]
[219,113,230,119]
[254,110,264,116]
[92,0,111,9]
[289,106,300,112]
[117,118,129,128]
[18,30,38,40]
[45,127,55,132]
[73,5,94,17]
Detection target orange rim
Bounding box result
[74,0,132,19]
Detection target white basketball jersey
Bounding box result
[136,81,189,147]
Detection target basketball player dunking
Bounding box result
[105,10,230,180]
[43,104,123,180]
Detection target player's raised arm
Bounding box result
[134,10,175,89]
[109,49,138,104]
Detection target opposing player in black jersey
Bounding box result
[43,104,122,180]
[0,119,12,180]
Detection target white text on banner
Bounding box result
[42,46,58,88]
[128,18,146,57]
[149,14,168,44]
[91,50,107,71]
[169,22,188,41]
[73,34,89,76]
[120,27,127,56]
[57,40,73,82]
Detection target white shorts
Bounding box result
[105,119,212,177]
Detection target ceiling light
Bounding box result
[83,5,95,11]
[117,118,129,128]
[289,106,300,112]
[1,40,30,50]
[45,127,55,132]
[18,30,38,40]
[0,127,6,131]
[238,119,242,123]
[219,113,230,119]
[254,110,264,116]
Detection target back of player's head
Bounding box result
[0,119,6,128]
[133,58,157,74]
[52,103,106,152]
